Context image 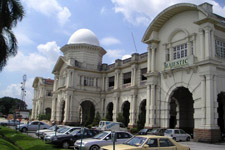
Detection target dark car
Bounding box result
[147,128,166,136]
[137,128,152,135]
[51,128,101,149]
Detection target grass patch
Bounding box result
[0,126,68,150]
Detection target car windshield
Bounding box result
[93,132,108,139]
[151,129,159,133]
[140,129,148,132]
[124,137,147,147]
[58,127,69,133]
[48,126,56,130]
[165,130,172,134]
[70,129,81,136]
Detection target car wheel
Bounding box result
[22,127,27,132]
[90,145,100,150]
[172,137,176,141]
[62,141,69,149]
[186,137,190,141]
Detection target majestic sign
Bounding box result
[164,55,194,70]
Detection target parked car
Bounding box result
[44,126,81,143]
[0,120,23,126]
[137,128,152,135]
[147,128,166,136]
[36,125,65,139]
[51,128,101,149]
[16,121,50,132]
[100,135,190,150]
[164,129,191,141]
[74,131,133,150]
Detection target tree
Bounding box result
[92,112,101,126]
[116,113,125,125]
[0,0,25,71]
[0,97,27,115]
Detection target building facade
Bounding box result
[32,77,54,119]
[32,3,225,142]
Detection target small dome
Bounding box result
[68,28,100,46]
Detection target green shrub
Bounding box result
[130,128,138,134]
[38,114,51,120]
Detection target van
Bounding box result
[98,121,127,131]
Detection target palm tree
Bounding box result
[0,0,24,71]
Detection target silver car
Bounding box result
[74,131,133,150]
[44,126,81,143]
[16,121,50,132]
[36,125,65,139]
[164,129,191,141]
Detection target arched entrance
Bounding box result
[137,99,146,129]
[122,101,130,127]
[106,102,113,121]
[169,87,194,134]
[80,100,95,126]
[217,92,225,139]
[45,107,51,120]
[61,101,65,123]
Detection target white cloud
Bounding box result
[23,0,71,26]
[0,78,34,109]
[106,49,132,62]
[15,31,35,46]
[100,37,121,46]
[5,41,61,73]
[100,7,106,14]
[111,0,225,26]
[122,54,131,60]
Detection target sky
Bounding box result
[0,0,225,109]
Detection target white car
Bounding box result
[164,129,191,141]
[74,131,133,150]
[16,121,50,132]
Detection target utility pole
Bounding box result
[20,74,27,110]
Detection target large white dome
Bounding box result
[68,28,100,46]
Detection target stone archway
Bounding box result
[169,87,194,134]
[122,101,130,127]
[217,92,225,139]
[137,99,146,129]
[80,100,95,126]
[106,102,113,121]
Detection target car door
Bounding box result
[159,138,176,150]
[145,138,159,150]
[117,132,132,144]
[29,122,38,130]
[174,129,180,141]
[180,129,187,141]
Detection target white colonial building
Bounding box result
[32,3,225,142]
[32,77,54,119]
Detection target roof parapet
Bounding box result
[199,2,213,13]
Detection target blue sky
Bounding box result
[0,0,225,108]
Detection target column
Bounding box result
[211,30,215,58]
[131,65,137,86]
[150,84,156,127]
[66,70,73,88]
[205,27,212,59]
[147,46,151,73]
[113,97,119,122]
[187,41,191,56]
[64,95,70,123]
[169,44,173,61]
[145,85,151,127]
[205,74,214,125]
[51,98,56,121]
[151,47,155,72]
[129,95,137,126]
[199,29,205,60]
[102,75,105,91]
[114,70,120,89]
[32,101,36,119]
[201,75,206,126]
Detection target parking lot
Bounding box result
[1,118,225,150]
